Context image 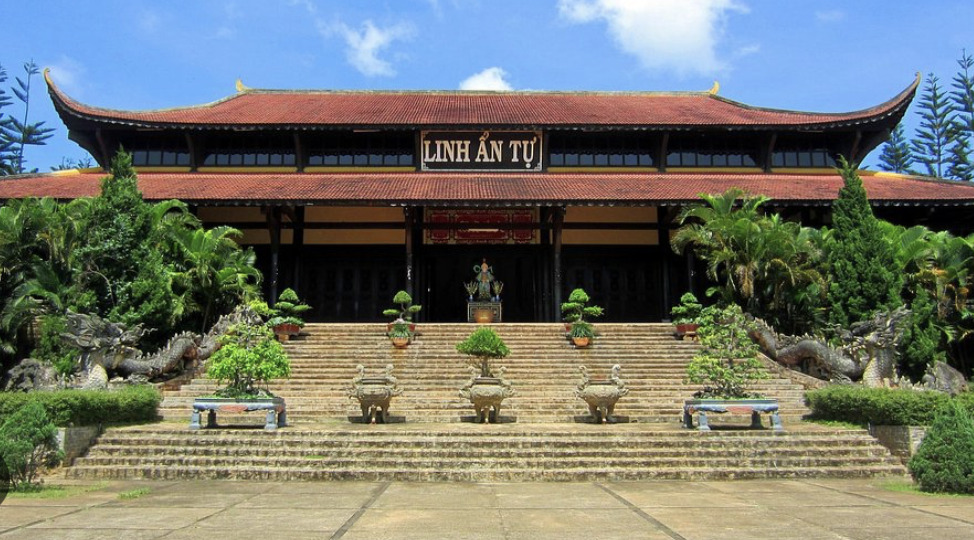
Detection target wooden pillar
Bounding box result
[659,206,673,320]
[291,206,305,292]
[552,206,566,320]
[404,207,416,296]
[265,206,282,304]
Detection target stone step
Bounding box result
[65,464,907,482]
[66,322,899,482]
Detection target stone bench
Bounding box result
[190,397,287,431]
[683,399,783,431]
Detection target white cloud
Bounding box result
[333,20,414,77]
[815,10,845,23]
[459,67,514,91]
[558,0,747,77]
[47,56,87,98]
[290,0,414,78]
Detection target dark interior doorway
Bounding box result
[420,246,547,322]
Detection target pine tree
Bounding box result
[0,64,15,175]
[826,158,902,328]
[911,74,956,179]
[949,50,974,181]
[0,61,54,175]
[952,50,974,135]
[878,124,915,173]
[947,135,974,181]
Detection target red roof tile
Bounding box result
[46,72,919,130]
[3,170,972,206]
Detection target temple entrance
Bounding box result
[419,246,549,322]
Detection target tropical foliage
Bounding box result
[0,150,263,377]
[672,188,826,334]
[674,176,974,379]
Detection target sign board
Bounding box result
[420,131,543,171]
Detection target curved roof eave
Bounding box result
[46,70,921,132]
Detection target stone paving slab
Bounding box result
[1,477,972,540]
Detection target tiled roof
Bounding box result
[46,71,919,130]
[3,170,973,206]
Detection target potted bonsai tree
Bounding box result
[388,320,412,349]
[561,288,604,347]
[382,290,422,332]
[456,327,514,423]
[682,303,779,431]
[670,292,703,340]
[192,322,292,430]
[268,288,311,341]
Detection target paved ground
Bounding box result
[1,477,973,539]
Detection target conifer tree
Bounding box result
[949,50,974,181]
[826,158,902,328]
[952,50,974,135]
[0,64,14,175]
[878,124,915,173]
[0,61,54,175]
[911,74,956,179]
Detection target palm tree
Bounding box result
[172,226,262,331]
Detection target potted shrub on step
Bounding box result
[456,327,514,423]
[382,290,422,332]
[561,288,604,347]
[682,303,780,431]
[269,288,311,341]
[191,322,291,430]
[388,320,413,349]
[670,292,703,340]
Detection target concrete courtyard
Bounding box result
[1,477,973,539]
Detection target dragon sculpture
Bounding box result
[748,307,912,387]
[59,305,261,390]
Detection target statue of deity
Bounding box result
[473,259,494,301]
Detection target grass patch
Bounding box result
[118,487,151,500]
[880,478,974,498]
[803,418,866,430]
[303,454,327,460]
[7,481,109,500]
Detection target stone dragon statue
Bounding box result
[747,307,912,387]
[58,305,261,390]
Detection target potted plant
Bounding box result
[569,320,596,348]
[682,304,779,431]
[382,290,422,332]
[561,288,604,347]
[456,327,514,423]
[270,288,311,341]
[192,322,291,430]
[388,320,412,349]
[671,292,703,340]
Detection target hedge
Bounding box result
[804,386,974,426]
[0,385,160,427]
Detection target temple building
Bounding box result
[4,72,974,323]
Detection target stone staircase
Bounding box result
[66,323,907,481]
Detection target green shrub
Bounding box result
[908,400,974,494]
[0,386,160,427]
[804,386,960,426]
[31,315,81,377]
[456,327,510,377]
[206,323,290,398]
[0,401,62,489]
[685,303,766,399]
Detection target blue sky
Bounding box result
[4,0,973,171]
